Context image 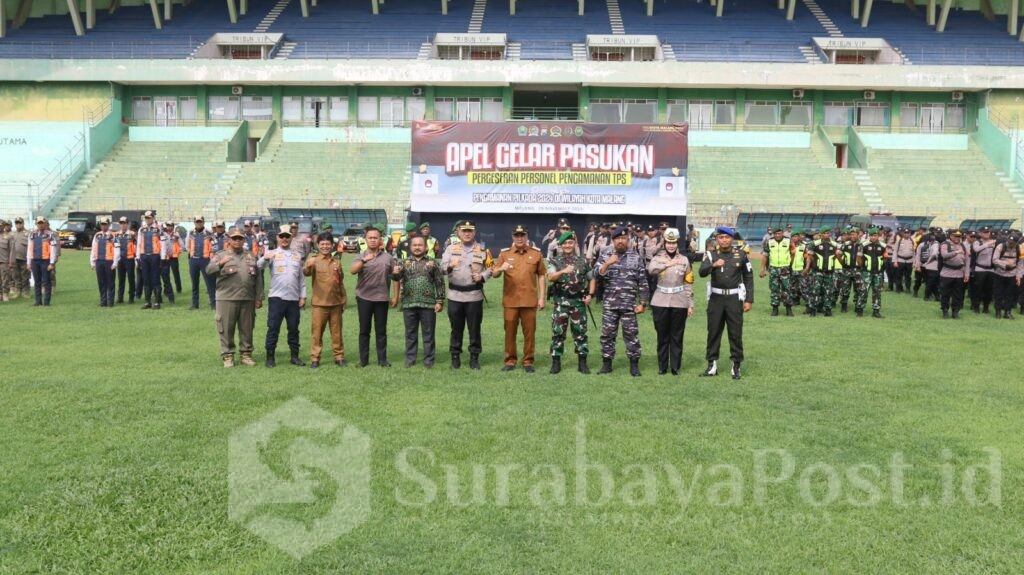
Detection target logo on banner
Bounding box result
[659,176,686,199]
[414,173,439,194]
[551,126,563,137]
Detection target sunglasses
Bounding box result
[230,236,245,240]
[278,233,291,239]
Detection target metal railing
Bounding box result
[0,39,202,59]
[510,107,581,121]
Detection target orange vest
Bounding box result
[188,232,213,258]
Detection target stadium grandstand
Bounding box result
[2,0,1024,231]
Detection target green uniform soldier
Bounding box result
[860,228,886,317]
[206,227,265,367]
[804,226,841,317]
[788,229,807,308]
[546,231,595,374]
[759,226,794,316]
[837,228,866,313]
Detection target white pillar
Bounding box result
[937,0,952,31]
[67,0,85,35]
[861,0,873,27]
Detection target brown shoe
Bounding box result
[223,355,235,368]
[240,354,257,366]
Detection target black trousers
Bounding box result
[913,268,927,293]
[139,254,162,304]
[993,275,1018,311]
[884,260,895,290]
[95,260,115,305]
[189,257,216,308]
[923,269,940,300]
[160,259,175,303]
[706,294,744,363]
[169,257,182,293]
[939,276,965,312]
[893,262,912,292]
[117,258,136,302]
[356,297,389,363]
[448,299,483,356]
[970,270,994,309]
[403,307,437,365]
[30,259,51,305]
[652,305,687,372]
[265,297,301,354]
[135,262,144,298]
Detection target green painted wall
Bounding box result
[847,127,869,169]
[857,132,969,150]
[689,131,811,148]
[973,109,1014,177]
[88,98,126,168]
[128,126,238,141]
[0,82,110,121]
[225,121,249,162]
[282,127,411,143]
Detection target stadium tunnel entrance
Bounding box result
[512,84,580,121]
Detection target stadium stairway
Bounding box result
[214,135,411,222]
[864,143,1024,223]
[50,137,231,221]
[687,144,867,216]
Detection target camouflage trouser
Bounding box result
[600,307,640,359]
[838,268,865,307]
[550,297,589,357]
[857,272,884,311]
[792,270,810,306]
[0,262,8,295]
[810,271,837,311]
[768,267,793,308]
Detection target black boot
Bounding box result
[629,358,641,377]
[451,354,461,369]
[806,306,814,316]
[578,355,590,374]
[982,304,989,314]
[971,305,980,314]
[951,309,960,319]
[785,306,793,317]
[1006,310,1015,320]
[855,309,863,317]
[840,303,848,313]
[872,310,882,318]
[597,358,613,374]
[469,354,481,370]
[824,309,833,317]
[942,310,948,319]
[265,352,276,368]
[549,357,561,374]
[731,362,742,380]
[700,361,718,377]
[771,306,779,317]
[913,288,919,298]
[290,351,305,366]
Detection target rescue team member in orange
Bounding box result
[160,221,181,305]
[136,211,166,309]
[90,218,120,307]
[26,216,57,306]
[187,216,216,310]
[115,216,136,304]
[491,224,547,373]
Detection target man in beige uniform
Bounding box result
[206,227,264,367]
[305,232,348,368]
[0,220,12,302]
[11,217,30,299]
[492,225,547,372]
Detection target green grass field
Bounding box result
[1,250,1022,573]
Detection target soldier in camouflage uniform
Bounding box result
[787,229,808,309]
[595,226,650,377]
[546,231,595,374]
[759,226,794,316]
[859,227,886,317]
[837,228,866,313]
[803,226,841,316]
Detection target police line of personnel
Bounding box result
[760,224,1024,320]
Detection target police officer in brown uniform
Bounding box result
[206,227,264,367]
[10,217,30,299]
[0,220,12,302]
[492,225,547,372]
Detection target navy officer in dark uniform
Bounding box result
[699,226,754,380]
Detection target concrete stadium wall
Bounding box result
[0,121,84,180]
[128,126,238,141]
[857,133,969,150]
[0,82,110,121]
[689,131,810,148]
[282,127,412,144]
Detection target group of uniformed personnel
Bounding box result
[760,224,1024,321]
